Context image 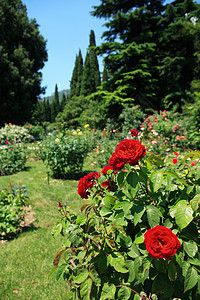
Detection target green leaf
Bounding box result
[174,201,194,230]
[100,283,116,300]
[146,205,162,228]
[119,233,132,248]
[133,205,146,226]
[74,268,89,284]
[184,266,198,292]
[80,277,93,300]
[52,223,62,237]
[56,263,67,281]
[100,207,112,216]
[183,240,198,258]
[147,153,164,167]
[164,170,187,186]
[126,260,135,282]
[109,253,129,273]
[97,254,108,274]
[117,171,125,187]
[117,286,131,300]
[168,261,177,281]
[190,194,200,212]
[48,266,56,279]
[180,150,200,164]
[127,243,140,258]
[104,195,115,209]
[150,172,163,192]
[187,258,200,267]
[126,172,139,198]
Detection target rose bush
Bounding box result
[51,134,200,300]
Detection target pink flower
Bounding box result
[30,125,32,129]
[10,148,13,151]
[5,141,9,144]
[172,158,178,164]
[58,202,62,207]
[174,152,179,157]
[191,162,196,167]
[47,225,49,228]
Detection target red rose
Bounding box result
[58,202,62,207]
[144,225,181,260]
[130,129,138,137]
[101,165,113,175]
[5,141,9,145]
[101,180,117,191]
[109,139,146,170]
[172,158,178,164]
[78,172,100,199]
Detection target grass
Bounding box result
[0,154,100,300]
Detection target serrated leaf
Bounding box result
[119,233,132,248]
[146,205,162,228]
[109,253,129,273]
[133,205,146,226]
[56,263,67,281]
[127,243,140,258]
[175,201,194,230]
[184,266,198,292]
[118,286,131,300]
[74,268,89,284]
[80,277,93,300]
[164,170,187,186]
[190,194,200,211]
[117,171,125,187]
[183,240,198,258]
[126,172,139,198]
[52,223,62,237]
[126,260,135,282]
[100,283,116,300]
[150,172,163,192]
[100,207,112,216]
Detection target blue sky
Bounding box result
[22,0,105,97]
[22,0,176,97]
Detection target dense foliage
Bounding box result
[0,0,47,126]
[52,136,200,300]
[0,186,27,239]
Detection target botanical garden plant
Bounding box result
[0,186,27,239]
[0,123,32,144]
[51,133,200,299]
[0,144,26,176]
[41,132,90,179]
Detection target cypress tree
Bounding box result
[46,98,51,122]
[60,93,67,112]
[70,50,83,97]
[80,30,101,96]
[54,84,60,116]
[102,62,108,82]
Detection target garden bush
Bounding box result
[140,110,189,155]
[0,144,26,176]
[0,123,32,144]
[0,186,28,239]
[41,132,90,179]
[51,135,200,300]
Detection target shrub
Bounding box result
[0,123,32,144]
[141,110,189,155]
[0,186,28,239]
[51,137,200,300]
[24,123,46,141]
[41,133,90,179]
[0,145,26,176]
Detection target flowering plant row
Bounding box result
[51,134,200,299]
[0,123,32,144]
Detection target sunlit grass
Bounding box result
[0,154,100,299]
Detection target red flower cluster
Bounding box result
[108,139,146,170]
[144,225,181,260]
[101,165,113,175]
[78,172,100,199]
[130,129,138,137]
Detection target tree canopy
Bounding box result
[0,0,48,126]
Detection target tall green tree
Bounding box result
[91,0,200,111]
[54,84,60,115]
[69,50,83,97]
[81,30,101,96]
[0,0,47,126]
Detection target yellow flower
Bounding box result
[73,132,77,135]
[77,129,80,132]
[55,138,60,142]
[78,132,82,136]
[84,124,89,128]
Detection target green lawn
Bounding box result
[0,155,100,300]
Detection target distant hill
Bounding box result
[42,89,70,102]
